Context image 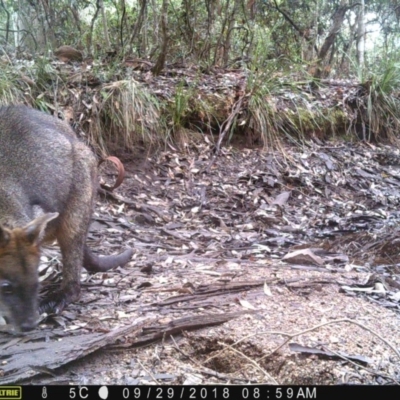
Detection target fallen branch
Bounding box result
[205,94,246,173]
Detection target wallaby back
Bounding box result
[0,105,132,332]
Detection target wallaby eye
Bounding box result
[1,281,13,295]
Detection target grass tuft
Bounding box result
[87,79,162,155]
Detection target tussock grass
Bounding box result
[87,79,162,155]
[247,89,284,148]
[164,81,218,147]
[0,66,25,106]
[245,68,353,148]
[360,64,400,142]
[21,56,63,113]
[2,55,398,153]
[172,82,190,128]
[34,56,59,91]
[247,72,314,148]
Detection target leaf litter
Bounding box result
[1,141,400,384]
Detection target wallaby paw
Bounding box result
[39,287,79,315]
[39,295,68,315]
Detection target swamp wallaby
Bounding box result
[0,105,133,332]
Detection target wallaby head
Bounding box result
[0,212,58,332]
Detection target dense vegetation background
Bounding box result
[1,0,400,153]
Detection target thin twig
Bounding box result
[205,95,246,173]
[320,344,400,384]
[171,335,258,383]
[219,341,279,384]
[136,358,160,385]
[204,318,400,375]
[259,318,400,362]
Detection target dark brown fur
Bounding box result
[0,105,133,332]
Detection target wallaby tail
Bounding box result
[84,246,133,272]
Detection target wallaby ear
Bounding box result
[23,212,59,245]
[0,226,11,248]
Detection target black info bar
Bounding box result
[0,385,398,400]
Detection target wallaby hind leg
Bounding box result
[39,142,96,314]
[39,142,133,315]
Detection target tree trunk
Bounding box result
[40,0,57,47]
[223,0,241,66]
[313,0,357,78]
[99,0,111,48]
[318,0,352,61]
[87,1,101,54]
[214,0,230,65]
[119,0,126,49]
[0,0,10,44]
[356,0,365,73]
[152,0,169,75]
[127,0,147,53]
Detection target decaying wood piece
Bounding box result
[110,311,256,349]
[289,343,372,364]
[150,280,267,306]
[0,323,144,384]
[0,310,251,384]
